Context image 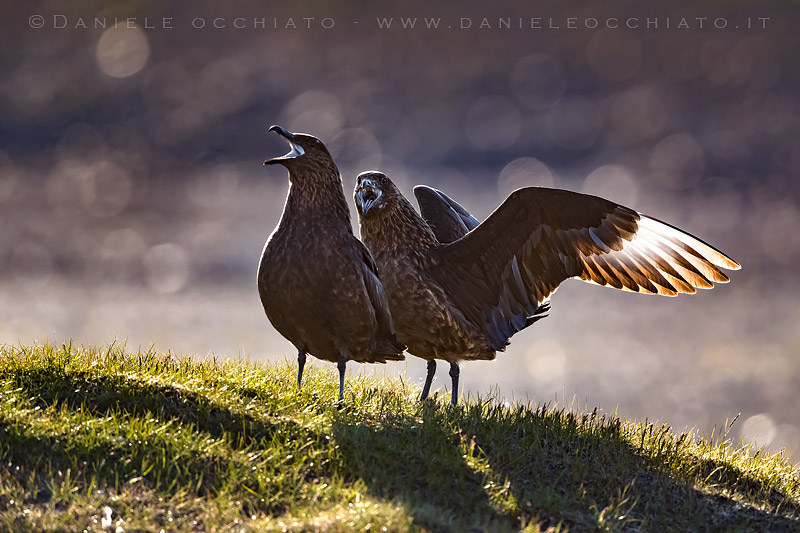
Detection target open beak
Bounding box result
[264,125,305,165]
[356,178,383,215]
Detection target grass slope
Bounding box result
[0,343,798,532]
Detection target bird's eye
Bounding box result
[380,176,387,184]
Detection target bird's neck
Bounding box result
[283,170,352,228]
[360,196,439,254]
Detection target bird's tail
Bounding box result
[374,336,406,362]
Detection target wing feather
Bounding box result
[414,185,480,244]
[428,187,740,350]
[356,240,397,339]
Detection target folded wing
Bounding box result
[414,185,480,244]
[356,239,399,343]
[428,187,741,351]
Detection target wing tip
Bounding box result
[413,184,437,196]
[703,251,741,272]
[724,258,742,271]
[639,215,741,273]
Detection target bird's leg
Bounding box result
[296,350,306,390]
[449,362,460,406]
[337,355,347,402]
[419,360,437,401]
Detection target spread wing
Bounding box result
[414,185,480,244]
[428,187,741,351]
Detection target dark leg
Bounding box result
[337,355,347,402]
[419,360,437,401]
[449,362,460,406]
[296,351,306,390]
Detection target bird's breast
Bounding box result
[370,250,493,360]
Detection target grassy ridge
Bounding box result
[0,343,798,532]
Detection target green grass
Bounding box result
[0,343,798,532]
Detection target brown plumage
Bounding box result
[258,127,404,402]
[354,172,741,405]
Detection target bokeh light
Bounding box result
[498,157,555,197]
[525,339,568,392]
[144,244,190,294]
[283,90,345,141]
[582,165,638,206]
[649,134,705,189]
[742,414,777,449]
[95,26,150,78]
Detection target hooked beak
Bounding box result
[356,179,383,215]
[264,125,305,165]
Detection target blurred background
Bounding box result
[1,1,799,459]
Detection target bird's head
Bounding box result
[354,171,402,217]
[264,125,336,175]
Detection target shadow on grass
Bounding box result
[333,402,800,532]
[333,404,515,532]
[3,366,304,445]
[465,406,800,531]
[3,365,798,530]
[0,367,319,514]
